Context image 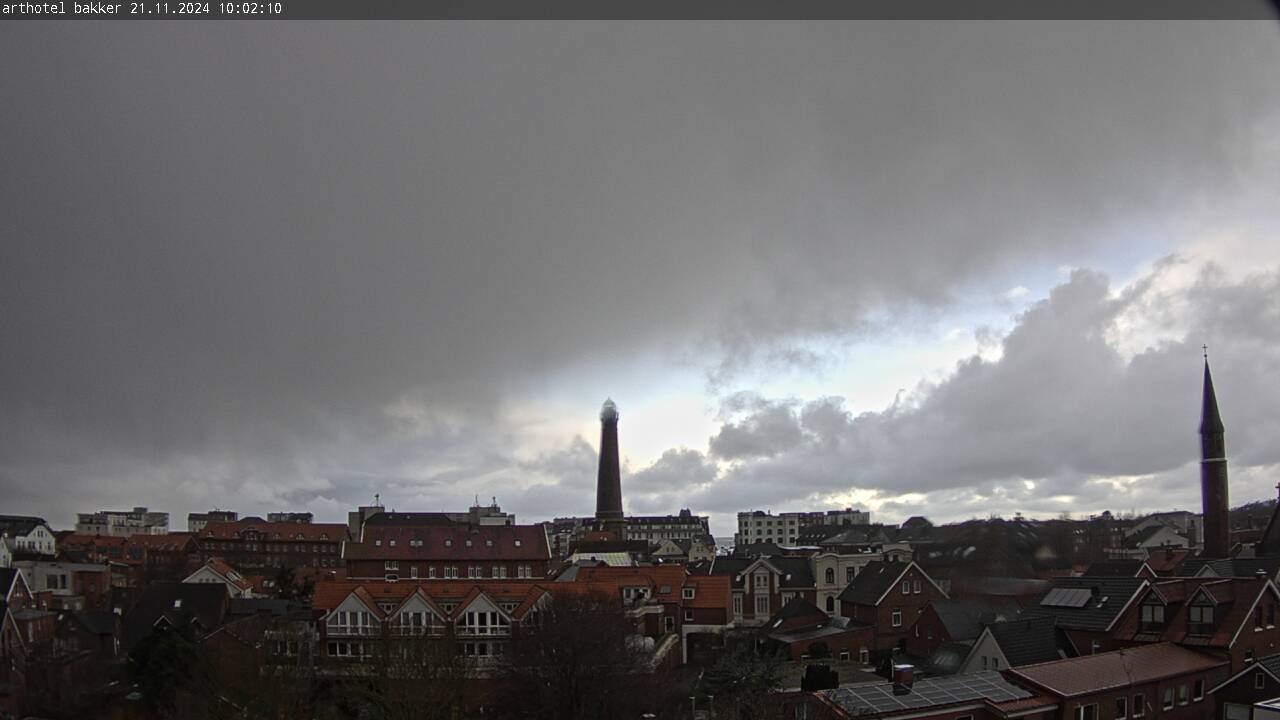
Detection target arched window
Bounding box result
[825,568,835,584]
[825,596,835,613]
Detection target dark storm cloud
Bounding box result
[1,23,1278,523]
[680,262,1280,520]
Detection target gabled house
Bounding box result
[707,555,816,627]
[1210,652,1280,720]
[122,582,230,651]
[837,560,947,653]
[759,598,873,662]
[1019,576,1148,656]
[958,615,1071,674]
[184,557,256,598]
[1112,577,1280,673]
[0,516,57,564]
[904,597,1019,664]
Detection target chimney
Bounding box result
[892,664,914,695]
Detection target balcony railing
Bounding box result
[454,625,512,637]
[328,625,377,636]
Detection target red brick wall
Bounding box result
[842,567,944,651]
[904,603,950,658]
[345,559,549,580]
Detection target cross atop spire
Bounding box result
[1201,355,1225,435]
[1203,344,1209,360]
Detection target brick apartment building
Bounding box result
[344,522,551,581]
[198,518,349,572]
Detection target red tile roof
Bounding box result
[58,534,127,548]
[1011,643,1226,697]
[311,579,620,620]
[345,524,549,561]
[685,574,732,610]
[201,557,254,592]
[127,533,196,551]
[199,519,349,542]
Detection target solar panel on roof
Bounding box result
[1041,587,1092,608]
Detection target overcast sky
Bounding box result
[3,22,1279,536]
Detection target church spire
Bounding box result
[1199,350,1230,558]
[1200,351,1225,436]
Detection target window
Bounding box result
[859,647,869,663]
[683,587,695,600]
[733,595,743,616]
[1162,687,1173,710]
[1247,648,1256,663]
[846,567,856,583]
[982,656,988,670]
[1189,602,1214,635]
[684,610,694,622]
[891,609,902,627]
[825,568,835,584]
[1256,672,1267,690]
[839,650,850,661]
[755,594,770,615]
[1193,679,1204,701]
[825,596,835,613]
[1177,684,1188,705]
[1139,600,1165,631]
[1090,640,1101,654]
[913,580,921,594]
[664,616,675,632]
[1074,704,1098,720]
[1132,693,1144,717]
[1114,696,1128,719]
[384,560,398,570]
[902,581,910,595]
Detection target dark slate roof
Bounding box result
[931,599,1020,642]
[710,556,814,590]
[0,515,48,538]
[818,525,892,547]
[838,561,910,606]
[987,615,1071,667]
[1180,555,1280,579]
[71,610,117,636]
[0,568,23,602]
[922,640,975,676]
[1020,577,1145,632]
[1082,559,1147,577]
[1127,524,1184,548]
[363,512,455,527]
[733,542,787,557]
[772,556,816,589]
[568,540,650,555]
[794,525,849,545]
[123,582,229,650]
[765,597,827,627]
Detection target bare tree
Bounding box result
[494,591,672,720]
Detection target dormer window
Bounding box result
[1188,600,1214,636]
[1139,598,1166,632]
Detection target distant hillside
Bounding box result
[1231,498,1277,531]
